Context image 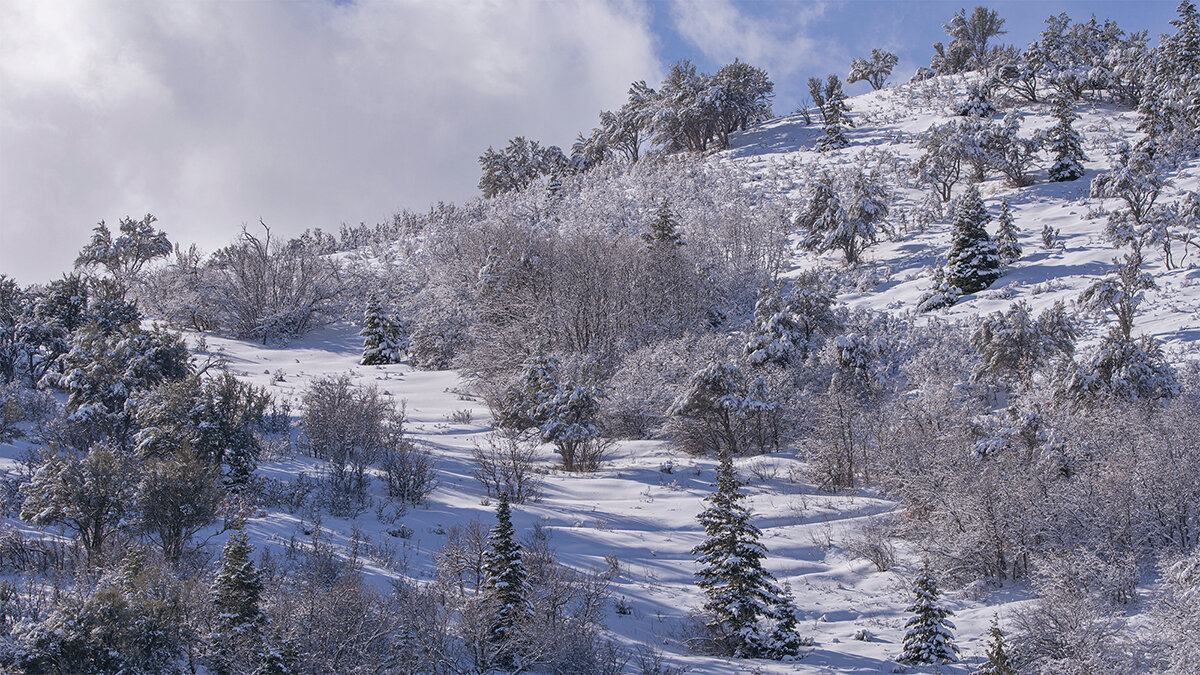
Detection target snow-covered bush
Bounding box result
[471,431,542,504]
[301,375,398,501]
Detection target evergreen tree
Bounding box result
[360,295,404,366]
[899,566,959,665]
[642,199,685,249]
[692,452,779,657]
[1046,96,1086,182]
[744,286,804,367]
[496,354,603,471]
[210,530,265,674]
[254,635,300,675]
[764,583,807,660]
[945,186,1001,294]
[974,614,1016,675]
[956,82,996,117]
[994,200,1022,265]
[483,492,531,669]
[818,75,852,151]
[916,260,962,312]
[20,445,136,564]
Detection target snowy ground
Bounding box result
[144,323,1016,674]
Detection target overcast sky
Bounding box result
[0,0,1183,283]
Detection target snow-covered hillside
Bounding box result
[724,77,1200,356]
[2,70,1198,675]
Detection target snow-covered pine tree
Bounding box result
[642,198,685,249]
[764,583,808,660]
[254,634,300,675]
[1046,96,1086,182]
[956,82,996,117]
[483,491,531,670]
[360,295,403,366]
[797,170,886,266]
[744,286,803,367]
[974,614,1015,675]
[945,186,1001,294]
[916,260,962,312]
[899,566,959,665]
[210,530,266,674]
[692,451,779,657]
[818,75,852,151]
[994,200,1021,265]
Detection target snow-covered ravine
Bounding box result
[189,323,1024,674]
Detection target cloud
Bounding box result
[0,0,660,283]
[667,0,842,97]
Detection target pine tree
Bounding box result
[974,614,1016,675]
[1046,96,1086,182]
[916,260,962,312]
[956,82,996,117]
[764,583,808,660]
[818,75,852,151]
[946,186,1001,294]
[994,200,1022,265]
[483,492,531,669]
[692,452,779,657]
[744,286,803,368]
[210,530,265,674]
[360,295,403,366]
[642,198,684,249]
[254,634,300,675]
[899,566,959,665]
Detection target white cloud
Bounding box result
[667,0,843,104]
[0,0,660,283]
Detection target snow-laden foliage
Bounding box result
[945,186,1002,295]
[796,170,890,266]
[899,566,959,665]
[848,49,898,90]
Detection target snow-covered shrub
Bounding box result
[301,375,397,502]
[208,225,345,344]
[1152,547,1200,674]
[955,82,996,117]
[471,431,542,504]
[1012,558,1146,674]
[1056,329,1180,402]
[844,517,897,572]
[666,361,782,456]
[970,301,1076,385]
[604,332,732,439]
[381,437,438,507]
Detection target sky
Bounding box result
[0,0,1186,284]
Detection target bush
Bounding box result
[472,432,542,504]
[382,439,439,506]
[301,375,393,499]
